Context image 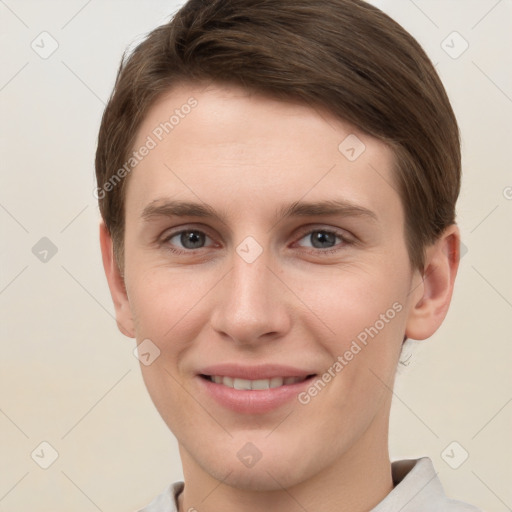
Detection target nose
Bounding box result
[209,244,292,346]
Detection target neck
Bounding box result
[177,409,394,512]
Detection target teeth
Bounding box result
[208,375,306,390]
[252,379,271,390]
[233,378,252,390]
[270,377,284,388]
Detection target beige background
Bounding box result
[1,0,511,510]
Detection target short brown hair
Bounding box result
[95,0,461,274]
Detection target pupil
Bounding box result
[181,230,204,249]
[312,231,335,249]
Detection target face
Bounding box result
[105,82,436,491]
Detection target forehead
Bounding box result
[125,82,402,227]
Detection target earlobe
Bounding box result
[99,221,135,338]
[405,224,461,341]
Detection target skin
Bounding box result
[100,82,460,512]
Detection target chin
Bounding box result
[191,439,316,492]
[211,461,304,492]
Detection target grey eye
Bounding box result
[298,230,339,249]
[179,230,207,249]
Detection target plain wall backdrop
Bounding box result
[1,0,511,510]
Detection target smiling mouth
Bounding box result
[200,374,316,390]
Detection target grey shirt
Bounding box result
[138,457,483,512]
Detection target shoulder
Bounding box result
[136,481,184,512]
[445,498,484,511]
[371,457,483,512]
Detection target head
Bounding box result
[97,0,461,493]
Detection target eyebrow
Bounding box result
[140,198,378,224]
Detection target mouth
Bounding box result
[196,366,318,414]
[199,374,316,390]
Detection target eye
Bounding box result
[160,226,353,256]
[161,229,215,253]
[295,228,351,254]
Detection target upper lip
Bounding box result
[198,363,316,380]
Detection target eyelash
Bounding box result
[159,226,354,257]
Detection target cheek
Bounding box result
[128,269,209,428]
[292,265,407,409]
[292,264,407,346]
[127,266,212,340]
[298,281,405,443]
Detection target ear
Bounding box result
[405,224,461,340]
[99,220,135,338]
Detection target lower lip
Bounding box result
[197,375,316,414]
